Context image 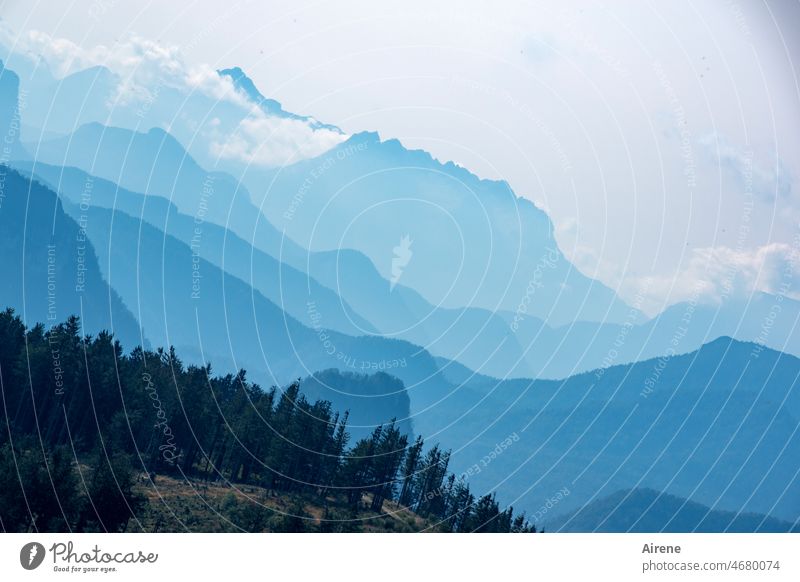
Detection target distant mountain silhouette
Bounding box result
[17,161,378,338]
[53,195,456,413]
[19,160,545,378]
[247,130,637,325]
[548,488,799,532]
[0,167,142,347]
[30,123,249,225]
[20,159,800,382]
[275,236,800,379]
[22,65,118,136]
[16,64,639,329]
[413,337,800,525]
[12,57,635,328]
[297,247,536,376]
[301,369,413,441]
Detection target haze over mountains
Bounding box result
[1,48,798,532]
[0,167,143,348]
[424,337,800,525]
[17,154,799,381]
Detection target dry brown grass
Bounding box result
[125,473,439,533]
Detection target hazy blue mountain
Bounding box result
[412,337,800,525]
[20,159,798,383]
[0,167,142,347]
[17,147,537,377]
[0,49,57,110]
[63,201,335,379]
[503,292,800,378]
[29,123,248,227]
[18,62,620,330]
[0,72,638,379]
[301,369,413,441]
[247,131,637,325]
[24,121,322,266]
[548,488,800,532]
[59,199,454,406]
[643,294,799,358]
[22,65,119,137]
[301,244,800,379]
[303,248,536,377]
[17,159,545,378]
[15,161,378,338]
[12,68,797,380]
[16,65,640,332]
[51,160,555,378]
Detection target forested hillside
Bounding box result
[0,309,534,533]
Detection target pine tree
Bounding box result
[80,445,145,532]
[399,435,423,507]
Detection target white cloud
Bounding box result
[10,29,247,106]
[2,27,346,166]
[210,112,347,166]
[624,242,800,315]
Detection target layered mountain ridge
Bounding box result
[1,52,798,532]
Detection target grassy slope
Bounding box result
[125,474,439,533]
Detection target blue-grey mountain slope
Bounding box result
[17,60,638,327]
[248,130,636,325]
[547,488,799,532]
[14,160,378,338]
[413,337,800,525]
[0,167,143,348]
[26,122,279,256]
[19,157,799,383]
[52,197,451,441]
[19,158,539,377]
[301,369,413,441]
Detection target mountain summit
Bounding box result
[252,130,637,324]
[218,66,342,132]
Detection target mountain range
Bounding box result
[1,50,798,532]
